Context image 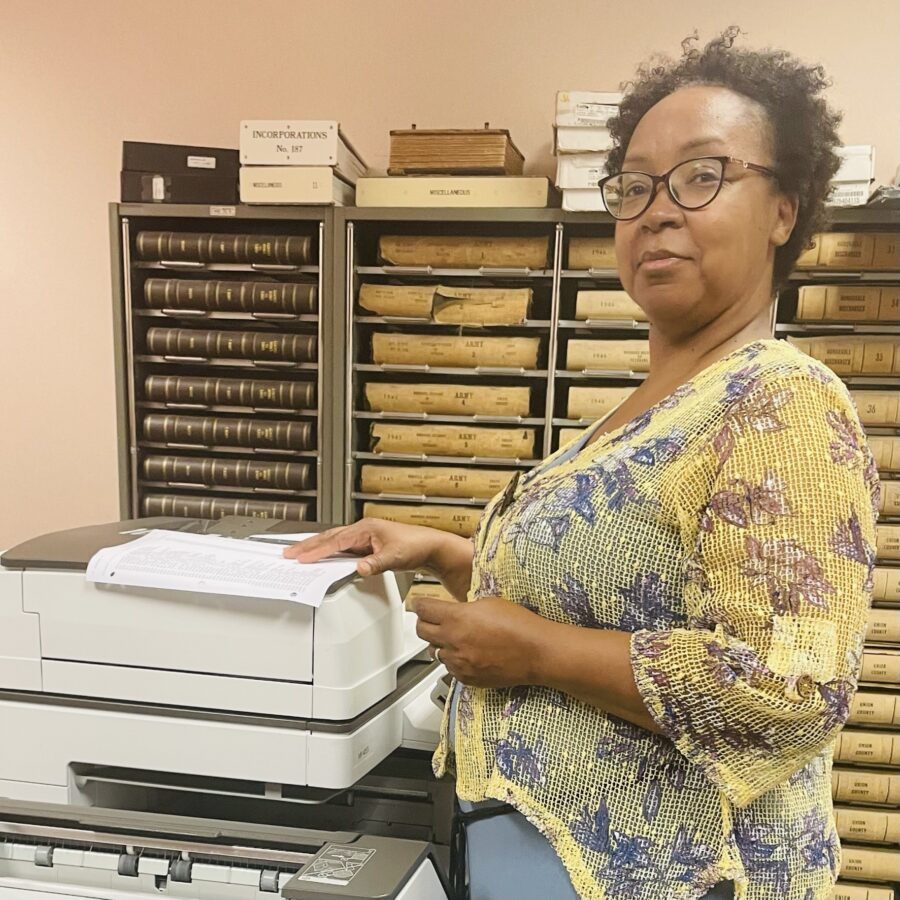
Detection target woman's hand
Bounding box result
[411,594,546,687]
[283,518,475,599]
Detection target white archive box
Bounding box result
[556,153,609,189]
[555,91,622,127]
[239,166,355,205]
[834,145,876,183]
[562,189,607,212]
[555,126,614,154]
[239,120,367,180]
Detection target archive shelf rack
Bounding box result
[110,203,342,525]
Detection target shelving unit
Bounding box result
[109,203,341,524]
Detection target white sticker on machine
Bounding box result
[297,844,377,885]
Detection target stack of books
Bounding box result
[553,91,622,212]
[356,126,551,208]
[121,142,239,205]
[238,120,366,205]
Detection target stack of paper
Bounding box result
[553,91,622,212]
[86,530,358,607]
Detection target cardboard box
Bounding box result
[555,91,622,127]
[555,153,609,189]
[554,125,614,154]
[239,120,366,180]
[239,167,354,205]
[356,176,550,208]
[120,171,238,204]
[122,141,239,177]
[562,189,608,212]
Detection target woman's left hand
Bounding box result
[410,594,547,687]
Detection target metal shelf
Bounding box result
[137,401,317,417]
[555,369,648,381]
[137,355,318,371]
[138,441,319,459]
[353,451,540,467]
[839,376,900,388]
[140,481,317,499]
[561,268,620,280]
[354,363,549,378]
[790,269,900,282]
[776,322,900,335]
[354,315,551,329]
[557,318,649,331]
[354,410,544,426]
[134,261,319,275]
[356,265,553,279]
[135,309,319,324]
[553,417,595,427]
[352,492,489,507]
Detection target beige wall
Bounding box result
[1,0,897,548]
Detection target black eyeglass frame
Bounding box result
[597,156,780,221]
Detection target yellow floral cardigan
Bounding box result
[433,339,880,900]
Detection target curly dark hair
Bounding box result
[606,27,842,288]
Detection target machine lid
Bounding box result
[0,516,330,571]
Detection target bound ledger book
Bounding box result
[567,386,634,419]
[853,392,900,428]
[364,383,532,417]
[355,176,550,208]
[866,607,900,644]
[404,581,455,611]
[371,333,541,369]
[575,290,647,321]
[388,128,525,176]
[369,423,536,459]
[136,231,314,266]
[360,465,516,499]
[796,232,898,269]
[848,690,900,727]
[832,884,895,900]
[565,340,651,373]
[144,278,317,315]
[143,495,310,522]
[362,502,481,538]
[144,375,316,410]
[358,283,532,324]
[832,767,900,806]
[876,527,899,562]
[868,436,900,472]
[143,414,314,452]
[795,285,899,323]
[146,328,317,363]
[568,236,617,270]
[839,846,900,883]
[873,567,900,604]
[787,336,900,376]
[378,235,551,270]
[879,481,900,518]
[143,456,312,491]
[835,806,900,845]
[834,729,900,766]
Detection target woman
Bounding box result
[288,31,880,900]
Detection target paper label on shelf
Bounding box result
[209,205,236,216]
[298,845,376,885]
[151,175,165,201]
[187,155,217,169]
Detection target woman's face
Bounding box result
[614,85,797,338]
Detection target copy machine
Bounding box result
[0,517,454,899]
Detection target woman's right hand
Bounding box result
[282,518,472,589]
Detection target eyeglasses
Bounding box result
[598,156,779,221]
